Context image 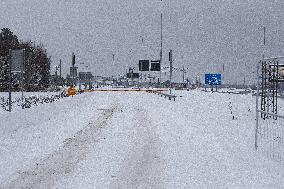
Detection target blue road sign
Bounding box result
[205,74,222,85]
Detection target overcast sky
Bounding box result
[1,0,284,84]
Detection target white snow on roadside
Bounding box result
[0,90,283,188]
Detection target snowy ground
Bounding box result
[0,89,283,188]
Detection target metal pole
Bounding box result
[8,51,12,112]
[55,66,58,91]
[255,61,260,150]
[263,26,266,46]
[170,50,173,94]
[21,49,25,109]
[132,70,134,87]
[160,13,163,84]
[182,65,185,83]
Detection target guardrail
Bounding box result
[146,90,177,101]
[80,88,168,92]
[202,89,253,95]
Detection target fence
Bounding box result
[256,114,284,162]
[0,92,66,111]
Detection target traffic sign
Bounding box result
[205,74,222,85]
[139,60,150,71]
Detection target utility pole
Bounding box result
[263,26,266,48]
[169,50,173,94]
[256,26,266,149]
[160,13,163,85]
[263,26,267,117]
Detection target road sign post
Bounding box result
[8,49,25,111]
[169,50,173,94]
[205,73,222,92]
[21,50,25,109]
[8,51,12,112]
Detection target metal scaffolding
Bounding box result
[255,56,284,163]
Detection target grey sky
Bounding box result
[1,0,284,84]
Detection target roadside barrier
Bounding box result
[146,90,177,101]
[0,91,67,111]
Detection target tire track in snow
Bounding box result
[1,104,118,189]
[110,106,167,189]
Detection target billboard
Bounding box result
[205,74,222,85]
[10,49,24,72]
[150,60,161,71]
[127,73,139,79]
[139,60,150,71]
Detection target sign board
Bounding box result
[127,72,139,79]
[139,60,150,71]
[279,66,284,81]
[205,74,222,85]
[10,49,24,72]
[150,60,160,71]
[269,64,284,82]
[79,72,93,81]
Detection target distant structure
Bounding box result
[79,71,94,90]
[66,53,78,86]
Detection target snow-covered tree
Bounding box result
[0,28,51,91]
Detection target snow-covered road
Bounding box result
[0,90,284,188]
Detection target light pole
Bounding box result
[181,66,189,84]
[160,0,163,85]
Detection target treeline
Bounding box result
[0,28,50,92]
